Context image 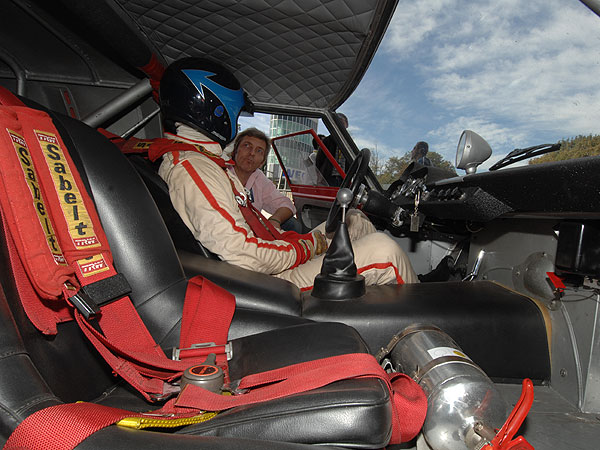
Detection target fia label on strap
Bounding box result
[77,254,110,277]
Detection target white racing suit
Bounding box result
[158,127,418,290]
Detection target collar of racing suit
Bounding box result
[170,123,228,159]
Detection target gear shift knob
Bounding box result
[337,188,353,223]
[337,188,353,208]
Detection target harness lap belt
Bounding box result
[0,98,427,448]
[5,354,426,450]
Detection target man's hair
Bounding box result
[414,141,429,156]
[337,113,348,128]
[232,127,271,163]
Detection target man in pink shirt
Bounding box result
[229,128,303,232]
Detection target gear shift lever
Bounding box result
[311,189,366,300]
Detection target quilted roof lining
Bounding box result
[115,0,388,110]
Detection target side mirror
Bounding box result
[456,130,492,174]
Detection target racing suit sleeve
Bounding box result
[159,151,316,274]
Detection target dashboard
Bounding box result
[388,155,600,223]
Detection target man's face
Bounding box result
[234,136,267,174]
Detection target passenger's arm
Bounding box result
[268,207,294,228]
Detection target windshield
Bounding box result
[341,0,600,175]
[237,113,352,188]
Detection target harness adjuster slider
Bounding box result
[172,342,233,361]
[68,289,101,320]
[67,273,132,320]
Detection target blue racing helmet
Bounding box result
[159,57,253,146]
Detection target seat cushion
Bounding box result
[93,323,392,447]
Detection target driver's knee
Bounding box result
[346,209,376,240]
[314,209,374,241]
[354,232,418,285]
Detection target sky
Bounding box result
[242,0,600,171]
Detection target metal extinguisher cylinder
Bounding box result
[390,324,508,450]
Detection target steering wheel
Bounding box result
[325,148,371,233]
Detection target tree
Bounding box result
[368,147,382,178]
[529,134,600,165]
[378,154,412,185]
[427,152,456,173]
[376,151,456,186]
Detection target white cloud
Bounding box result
[351,134,400,160]
[425,1,600,136]
[383,0,458,57]
[238,113,271,135]
[341,0,600,177]
[427,115,530,161]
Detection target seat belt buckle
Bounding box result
[172,342,233,361]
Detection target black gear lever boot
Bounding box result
[311,221,366,299]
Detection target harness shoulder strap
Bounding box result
[0,106,76,333]
[0,102,235,398]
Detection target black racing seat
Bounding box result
[0,98,394,448]
[127,154,219,259]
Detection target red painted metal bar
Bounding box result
[271,128,346,188]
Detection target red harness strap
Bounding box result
[4,403,135,450]
[0,107,76,333]
[178,159,313,269]
[0,103,235,399]
[5,354,427,450]
[175,352,426,445]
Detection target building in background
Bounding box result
[267,115,318,187]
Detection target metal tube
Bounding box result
[82,78,153,128]
[581,0,600,17]
[0,48,27,96]
[121,107,161,139]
